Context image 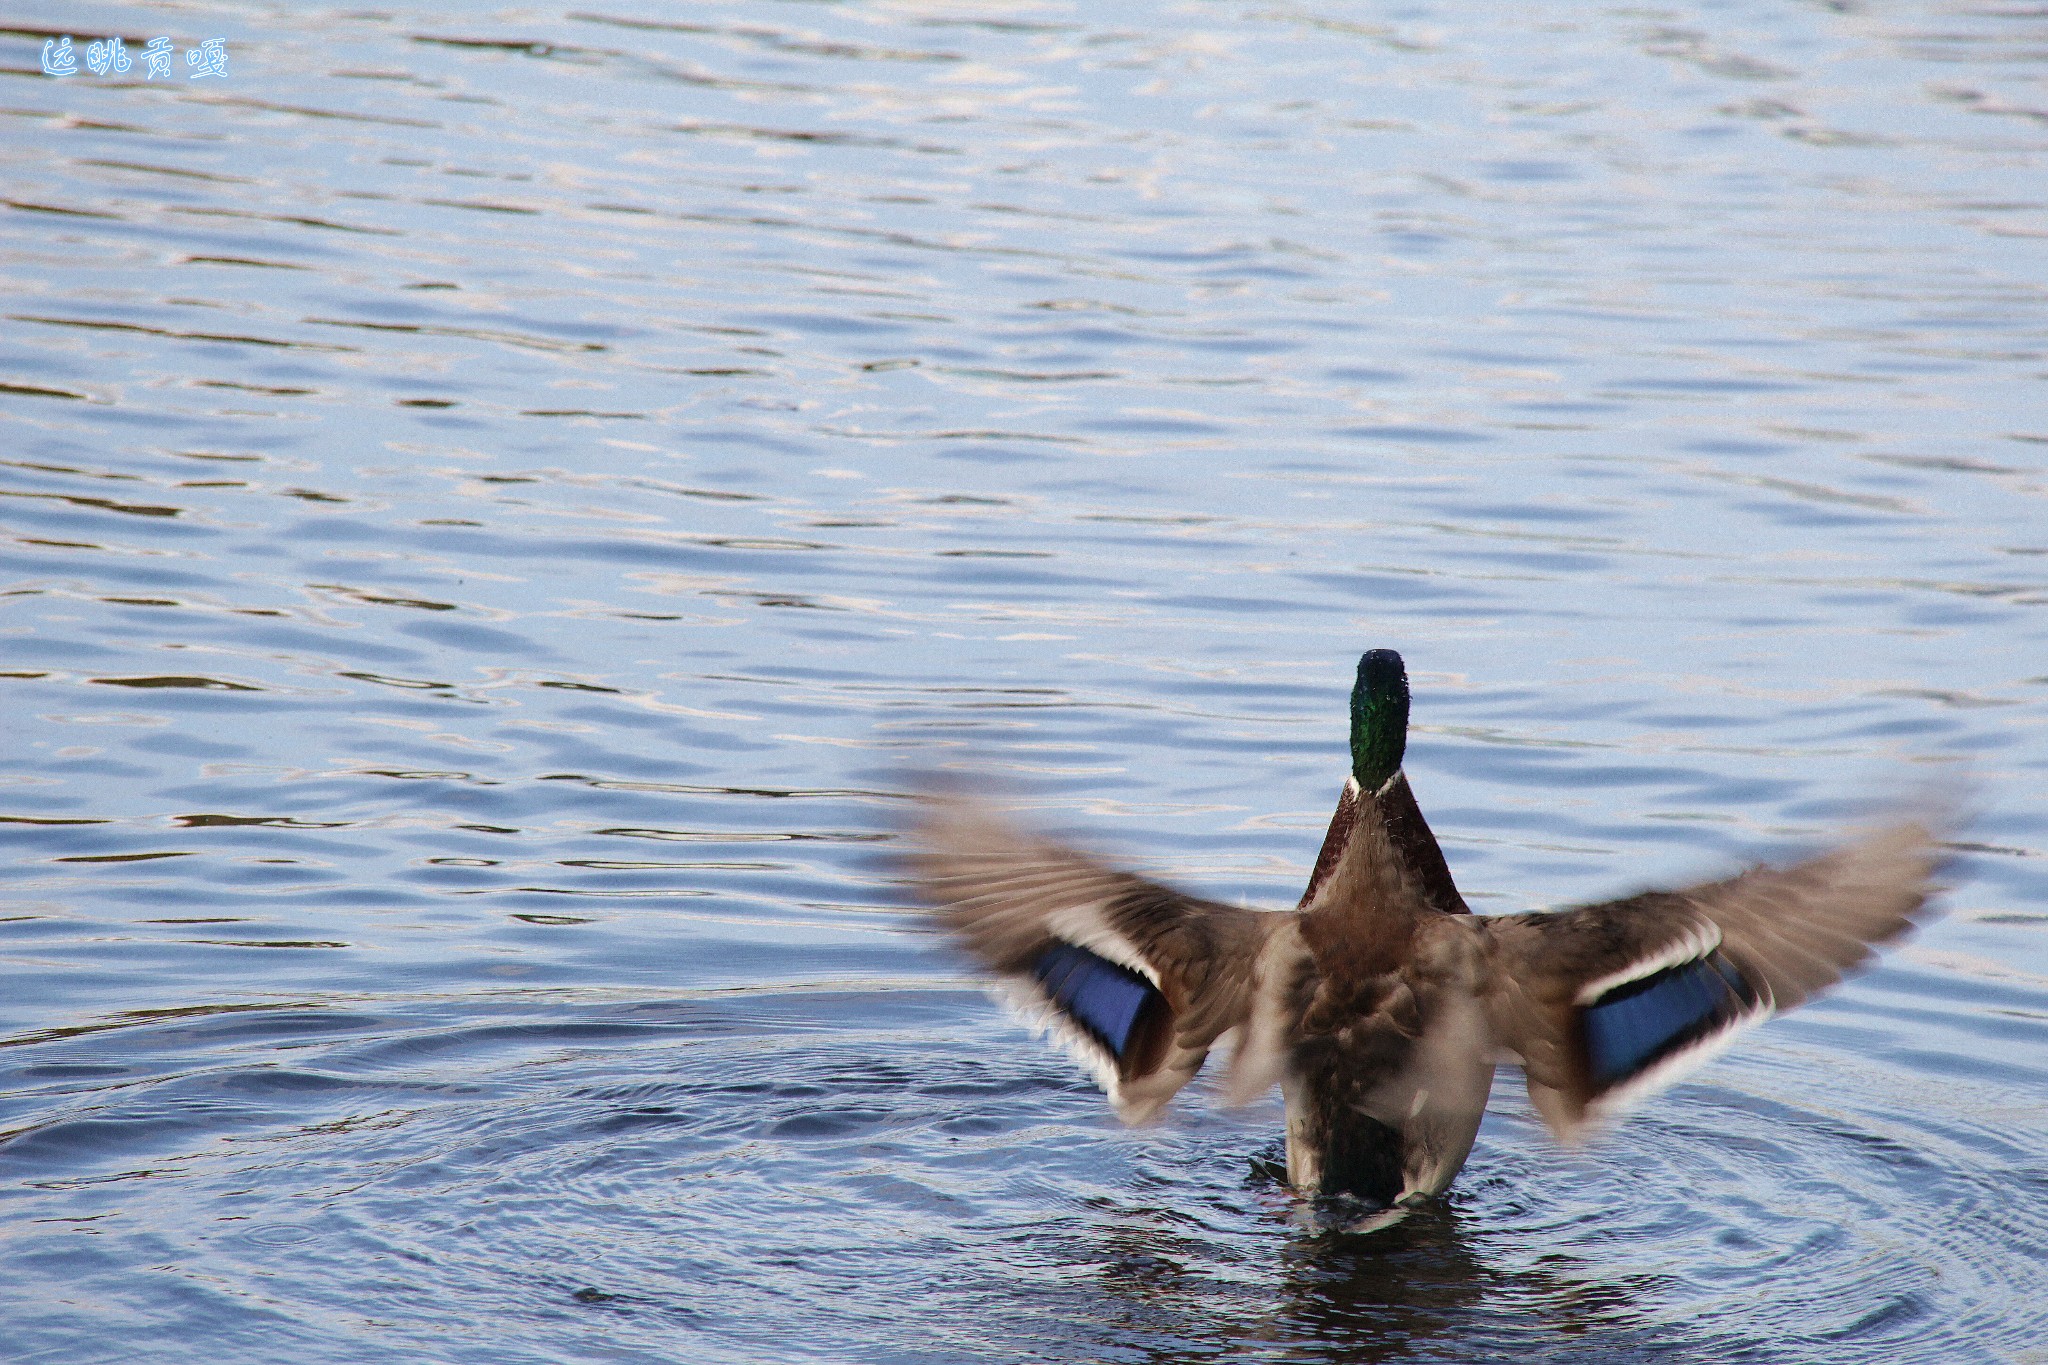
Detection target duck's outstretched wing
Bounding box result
[1474,820,1945,1141]
[903,793,1287,1122]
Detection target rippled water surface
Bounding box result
[4,2,2047,1361]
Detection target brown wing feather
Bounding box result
[1479,819,1946,1139]
[902,791,1284,1121]
[1680,821,1944,1010]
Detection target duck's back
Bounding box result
[1284,909,1495,1206]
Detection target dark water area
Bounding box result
[3,1,2046,1360]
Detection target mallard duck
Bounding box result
[904,650,1945,1223]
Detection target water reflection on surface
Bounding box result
[3,0,2046,1361]
[6,984,2036,1363]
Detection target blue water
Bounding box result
[3,2,2046,1360]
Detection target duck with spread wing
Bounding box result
[902,650,1945,1221]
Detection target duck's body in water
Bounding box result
[905,650,1945,1224]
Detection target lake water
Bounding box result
[4,2,2046,1361]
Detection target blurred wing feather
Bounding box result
[1480,820,1944,1141]
[904,793,1284,1122]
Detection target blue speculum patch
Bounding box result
[1032,942,1159,1061]
[1582,954,1757,1090]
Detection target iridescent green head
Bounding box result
[1349,649,1409,790]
